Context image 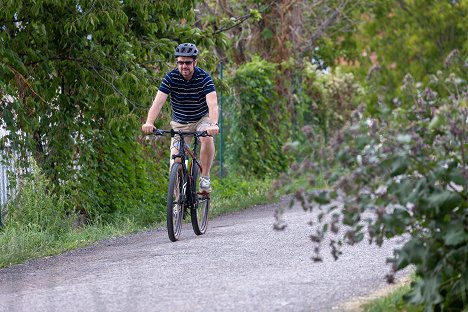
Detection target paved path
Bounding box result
[0,199,407,312]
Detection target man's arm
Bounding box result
[141,90,168,133]
[206,91,219,135]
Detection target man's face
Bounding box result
[176,57,196,80]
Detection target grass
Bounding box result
[0,173,278,268]
[0,218,141,267]
[362,279,468,312]
[362,282,423,312]
[210,175,277,216]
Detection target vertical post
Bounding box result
[0,160,5,228]
[219,62,224,178]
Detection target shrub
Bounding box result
[228,56,291,176]
[275,51,467,311]
[297,64,362,142]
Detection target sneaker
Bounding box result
[200,176,212,193]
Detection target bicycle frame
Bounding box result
[172,132,203,210]
[154,129,207,210]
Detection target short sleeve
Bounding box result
[202,74,216,96]
[158,73,172,94]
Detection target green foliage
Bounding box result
[296,64,362,141]
[0,160,74,266]
[210,174,275,216]
[350,0,468,101]
[4,160,73,232]
[363,282,422,312]
[276,54,467,311]
[227,56,291,176]
[1,190,147,267]
[73,121,168,224]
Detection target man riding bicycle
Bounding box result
[141,43,219,193]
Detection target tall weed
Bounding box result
[0,161,73,266]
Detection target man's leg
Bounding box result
[169,121,192,168]
[195,117,215,192]
[196,117,215,177]
[198,136,214,193]
[199,136,215,177]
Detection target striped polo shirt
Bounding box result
[158,67,216,123]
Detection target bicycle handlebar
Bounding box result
[153,129,211,137]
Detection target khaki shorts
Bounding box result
[169,116,212,150]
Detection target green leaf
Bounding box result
[427,191,462,213]
[249,9,262,21]
[444,221,468,246]
[397,237,425,268]
[448,168,466,186]
[313,192,330,205]
[389,157,409,177]
[407,277,444,306]
[428,114,445,131]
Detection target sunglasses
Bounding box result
[177,61,194,65]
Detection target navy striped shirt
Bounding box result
[158,67,216,123]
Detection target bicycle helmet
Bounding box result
[175,43,199,58]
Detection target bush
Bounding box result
[227,56,291,176]
[297,64,362,142]
[73,122,168,225]
[275,51,467,311]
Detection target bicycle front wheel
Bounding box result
[190,162,210,235]
[191,194,210,235]
[167,163,184,242]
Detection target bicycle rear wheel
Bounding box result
[167,163,184,242]
[190,163,210,235]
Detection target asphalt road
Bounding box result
[0,198,407,312]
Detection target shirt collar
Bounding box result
[176,66,199,82]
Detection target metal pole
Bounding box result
[219,62,224,178]
[0,160,5,228]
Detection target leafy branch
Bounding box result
[213,10,262,34]
[5,64,47,104]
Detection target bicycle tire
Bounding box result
[167,163,184,242]
[190,163,210,235]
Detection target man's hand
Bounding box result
[141,123,155,134]
[206,124,219,136]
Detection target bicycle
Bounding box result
[153,129,211,242]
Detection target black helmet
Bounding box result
[175,43,198,57]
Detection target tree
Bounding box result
[195,0,364,175]
[196,0,363,101]
[346,0,468,102]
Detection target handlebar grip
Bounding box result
[153,129,167,136]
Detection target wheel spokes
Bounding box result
[173,170,184,233]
